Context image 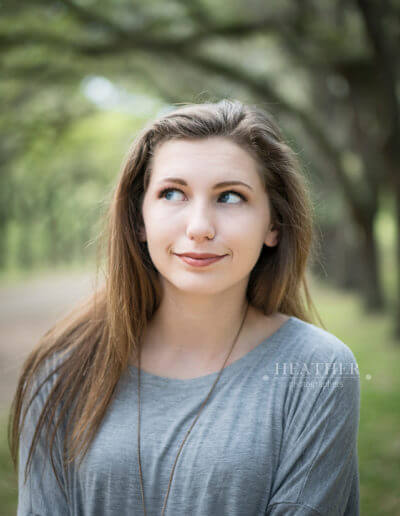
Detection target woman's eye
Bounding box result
[159,188,185,201]
[159,188,246,204]
[219,191,246,203]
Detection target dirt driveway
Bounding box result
[0,269,99,412]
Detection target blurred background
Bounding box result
[0,0,399,514]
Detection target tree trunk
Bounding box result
[311,220,384,311]
[360,220,386,311]
[394,185,400,338]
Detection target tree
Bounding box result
[1,0,399,335]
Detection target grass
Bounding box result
[0,408,18,516]
[1,277,400,515]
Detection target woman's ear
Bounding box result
[264,224,279,247]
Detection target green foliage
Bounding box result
[1,108,148,273]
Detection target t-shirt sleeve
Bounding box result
[266,338,361,516]
[17,355,70,515]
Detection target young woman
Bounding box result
[10,99,360,515]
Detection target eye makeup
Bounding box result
[158,187,248,203]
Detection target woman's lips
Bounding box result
[176,254,227,267]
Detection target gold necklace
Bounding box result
[136,302,250,516]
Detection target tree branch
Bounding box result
[357,0,400,157]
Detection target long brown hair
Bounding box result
[9,98,323,494]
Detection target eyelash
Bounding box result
[158,188,248,203]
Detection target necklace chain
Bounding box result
[137,302,250,516]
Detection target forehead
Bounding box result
[150,137,262,183]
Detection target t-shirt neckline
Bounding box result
[128,316,297,388]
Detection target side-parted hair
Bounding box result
[9,98,323,496]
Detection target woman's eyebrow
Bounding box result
[158,177,254,191]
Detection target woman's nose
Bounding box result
[185,201,216,241]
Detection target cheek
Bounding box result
[221,211,265,243]
[142,204,175,237]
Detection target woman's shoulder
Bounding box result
[25,346,73,409]
[276,315,359,370]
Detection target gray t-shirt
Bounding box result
[18,315,360,515]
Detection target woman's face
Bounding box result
[139,136,278,296]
